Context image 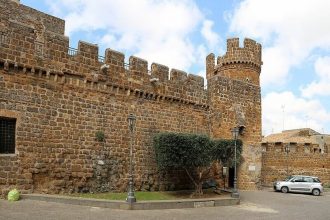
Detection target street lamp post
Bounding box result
[231,127,240,198]
[126,113,136,204]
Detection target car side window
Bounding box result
[313,178,320,183]
[304,177,313,183]
[294,177,303,182]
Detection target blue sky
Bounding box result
[20,0,330,135]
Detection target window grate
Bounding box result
[0,117,16,154]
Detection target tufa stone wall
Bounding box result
[261,129,330,185]
[261,142,330,186]
[0,71,207,195]
[0,0,263,195]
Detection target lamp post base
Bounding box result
[231,191,240,198]
[126,196,136,204]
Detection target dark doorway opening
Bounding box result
[228,167,234,188]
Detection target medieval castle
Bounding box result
[0,0,328,196]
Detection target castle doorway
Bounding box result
[228,167,234,188]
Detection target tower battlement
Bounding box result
[206,38,262,85]
[218,38,262,68]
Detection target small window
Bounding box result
[0,117,16,154]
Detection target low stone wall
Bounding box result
[261,142,330,186]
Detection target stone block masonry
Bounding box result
[0,0,263,196]
[261,142,330,186]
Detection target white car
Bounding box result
[274,175,323,196]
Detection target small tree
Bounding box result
[153,133,213,196]
[153,133,243,196]
[212,139,243,168]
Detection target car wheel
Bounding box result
[281,186,289,193]
[312,189,320,196]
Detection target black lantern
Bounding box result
[127,113,136,133]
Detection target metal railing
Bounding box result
[98,55,105,63]
[68,47,106,64]
[66,46,172,75]
[124,63,130,70]
[68,47,78,56]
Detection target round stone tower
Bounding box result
[207,38,263,190]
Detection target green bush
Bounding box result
[212,139,243,168]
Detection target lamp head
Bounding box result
[231,127,239,139]
[127,113,136,131]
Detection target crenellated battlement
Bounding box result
[151,63,169,82]
[0,0,64,35]
[0,0,207,107]
[261,142,324,154]
[217,38,262,68]
[206,38,263,85]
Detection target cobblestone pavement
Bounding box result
[0,189,329,220]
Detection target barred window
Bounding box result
[0,117,16,154]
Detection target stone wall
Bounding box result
[0,63,208,195]
[0,0,263,196]
[261,142,330,186]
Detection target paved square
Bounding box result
[0,189,329,220]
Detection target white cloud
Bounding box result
[261,46,291,86]
[315,56,330,80]
[262,92,330,135]
[230,0,330,87]
[201,20,220,49]
[45,0,211,71]
[301,56,330,98]
[45,0,84,16]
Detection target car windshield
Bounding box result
[284,176,293,181]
